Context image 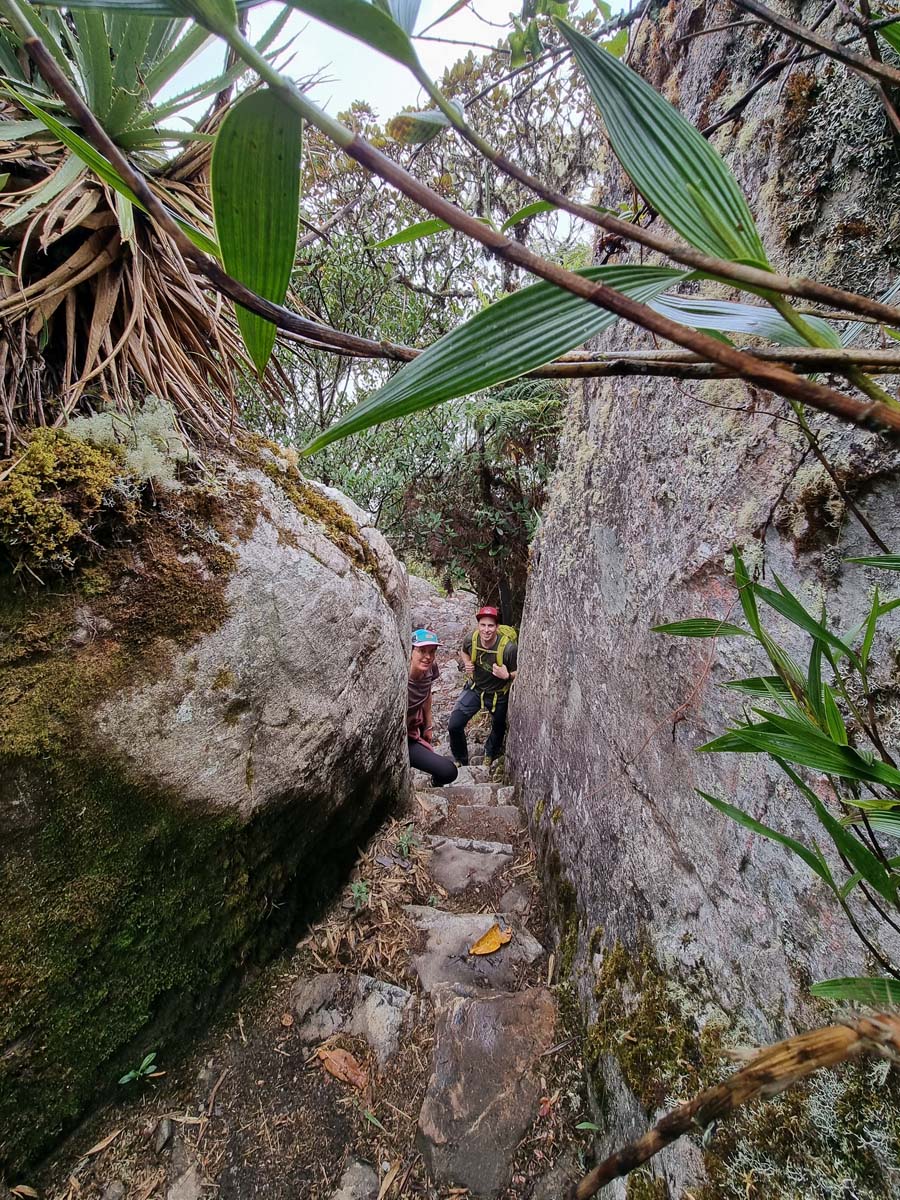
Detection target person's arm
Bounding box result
[421,690,434,744]
[459,636,474,677]
[492,643,517,682]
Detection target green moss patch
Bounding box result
[586,940,900,1198]
[0,429,130,576]
[625,1173,669,1200]
[241,435,383,581]
[587,941,714,1114]
[0,752,387,1175]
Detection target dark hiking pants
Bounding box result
[448,687,508,765]
[408,738,458,787]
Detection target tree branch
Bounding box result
[733,0,900,88]
[568,1012,900,1198]
[20,24,900,437]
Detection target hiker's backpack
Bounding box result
[471,624,518,669]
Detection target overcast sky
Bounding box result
[172,1,597,124]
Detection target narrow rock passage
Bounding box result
[36,581,591,1200]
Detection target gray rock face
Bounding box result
[408,575,476,653]
[329,1161,378,1200]
[508,1,900,1192]
[0,459,410,1174]
[427,835,514,893]
[416,987,557,1197]
[404,905,544,994]
[291,972,413,1068]
[97,465,409,819]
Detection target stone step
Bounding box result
[403,905,544,995]
[291,972,413,1069]
[415,790,448,830]
[441,782,495,804]
[447,804,523,839]
[426,835,514,894]
[416,987,557,1199]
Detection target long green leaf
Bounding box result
[556,20,768,267]
[648,294,840,348]
[1,151,83,228]
[371,218,450,248]
[878,20,900,56]
[861,585,881,673]
[778,761,898,906]
[732,545,762,636]
[651,618,750,638]
[703,717,900,789]
[754,575,856,664]
[697,791,834,888]
[810,976,900,1005]
[4,87,218,253]
[72,10,114,119]
[33,0,265,13]
[841,276,900,346]
[303,265,688,453]
[211,88,302,375]
[850,809,900,838]
[0,117,72,138]
[386,108,451,144]
[822,683,848,746]
[840,857,900,899]
[723,675,791,697]
[847,555,900,571]
[385,0,421,34]
[281,0,421,70]
[501,199,558,230]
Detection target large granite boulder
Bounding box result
[0,439,408,1173]
[509,3,900,1195]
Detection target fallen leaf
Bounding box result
[317,1047,367,1090]
[377,1162,400,1200]
[469,923,513,956]
[83,1127,122,1157]
[10,1188,39,1198]
[281,1012,294,1027]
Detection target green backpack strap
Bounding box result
[495,632,509,667]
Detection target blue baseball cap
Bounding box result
[411,628,441,648]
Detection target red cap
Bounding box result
[476,605,500,620]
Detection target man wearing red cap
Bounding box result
[448,605,517,767]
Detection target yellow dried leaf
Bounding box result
[469,923,513,956]
[11,1187,40,1198]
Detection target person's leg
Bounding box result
[409,739,459,787]
[448,688,480,764]
[484,695,509,761]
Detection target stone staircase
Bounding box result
[37,608,585,1199]
[322,767,562,1200]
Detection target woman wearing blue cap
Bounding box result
[408,628,458,786]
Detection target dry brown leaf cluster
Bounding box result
[0,110,289,453]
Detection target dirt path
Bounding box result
[29,582,592,1200]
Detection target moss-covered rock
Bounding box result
[0,447,409,1174]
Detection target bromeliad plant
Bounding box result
[655,549,900,1005]
[4,0,900,459]
[0,0,297,446]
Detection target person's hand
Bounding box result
[492,662,510,681]
[464,661,474,677]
